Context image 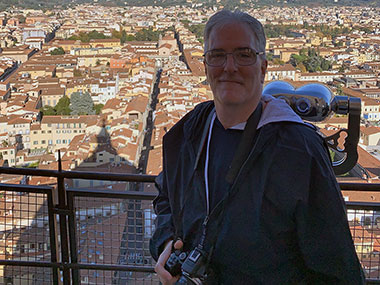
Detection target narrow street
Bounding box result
[137,68,162,174]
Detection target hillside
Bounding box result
[0,0,378,11]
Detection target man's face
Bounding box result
[204,21,267,110]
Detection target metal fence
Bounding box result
[0,167,380,284]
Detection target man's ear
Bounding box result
[260,59,268,84]
[204,60,208,77]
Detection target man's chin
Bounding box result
[214,95,246,106]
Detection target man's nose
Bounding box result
[223,54,238,72]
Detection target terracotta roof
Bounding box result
[361,126,380,136]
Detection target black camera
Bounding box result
[164,246,208,284]
[181,247,207,279]
[165,249,188,276]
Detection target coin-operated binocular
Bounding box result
[263,81,361,175]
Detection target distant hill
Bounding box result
[0,0,378,11]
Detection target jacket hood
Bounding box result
[258,94,304,129]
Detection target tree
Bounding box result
[134,28,160,41]
[40,105,56,116]
[50,47,65,55]
[273,58,285,65]
[55,96,71,115]
[17,15,26,23]
[68,30,109,43]
[94,103,104,115]
[188,24,205,43]
[289,49,332,73]
[70,92,95,115]
[121,30,127,44]
[266,53,273,62]
[73,69,82,77]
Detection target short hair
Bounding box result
[203,10,266,55]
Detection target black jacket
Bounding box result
[150,98,365,284]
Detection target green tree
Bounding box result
[94,103,104,115]
[40,105,56,116]
[134,28,160,41]
[289,49,332,72]
[125,34,136,41]
[68,30,109,42]
[266,53,273,62]
[120,30,127,44]
[73,69,82,77]
[55,96,71,115]
[70,92,95,115]
[50,47,65,55]
[273,58,285,65]
[17,15,26,23]
[188,24,205,43]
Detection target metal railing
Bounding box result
[0,166,380,284]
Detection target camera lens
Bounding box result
[179,252,187,261]
[295,98,311,115]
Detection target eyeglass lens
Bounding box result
[205,49,257,66]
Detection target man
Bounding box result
[150,10,364,284]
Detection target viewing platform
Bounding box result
[0,166,379,284]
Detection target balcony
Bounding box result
[0,167,380,284]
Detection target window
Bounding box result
[41,130,45,134]
[67,123,70,128]
[41,140,46,144]
[33,131,37,134]
[48,140,52,145]
[48,130,52,133]
[63,140,67,144]
[56,139,61,144]
[48,124,52,127]
[33,141,38,145]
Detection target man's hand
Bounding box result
[154,239,184,285]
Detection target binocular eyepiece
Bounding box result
[263,80,358,122]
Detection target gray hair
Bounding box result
[203,10,266,56]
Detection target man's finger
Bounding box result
[173,239,183,250]
[154,240,179,284]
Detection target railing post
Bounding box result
[67,191,80,284]
[48,188,61,284]
[57,151,71,284]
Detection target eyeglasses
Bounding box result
[204,48,265,67]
